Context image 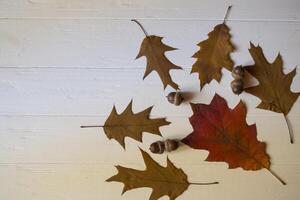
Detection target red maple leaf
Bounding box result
[182,94,285,185]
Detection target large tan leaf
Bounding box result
[244,43,300,143]
[191,23,235,89]
[245,42,300,116]
[107,148,217,200]
[103,101,170,149]
[136,35,182,90]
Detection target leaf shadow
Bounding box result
[181,91,196,103]
[243,69,258,89]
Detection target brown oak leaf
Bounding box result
[107,148,218,200]
[244,42,300,143]
[103,101,170,149]
[191,23,235,89]
[244,42,300,116]
[182,94,285,185]
[136,35,182,90]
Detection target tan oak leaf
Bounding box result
[136,35,182,90]
[244,42,300,143]
[103,101,170,149]
[191,23,235,89]
[245,42,300,115]
[107,148,218,200]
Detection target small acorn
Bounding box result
[231,79,244,95]
[149,141,164,154]
[167,92,184,106]
[231,66,245,95]
[149,139,179,154]
[231,66,245,80]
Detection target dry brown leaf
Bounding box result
[107,148,218,200]
[245,42,299,115]
[191,23,235,89]
[136,35,182,90]
[244,42,300,143]
[103,101,170,149]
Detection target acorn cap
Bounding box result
[167,92,183,106]
[164,139,179,152]
[167,92,176,104]
[232,66,245,80]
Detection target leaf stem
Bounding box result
[284,114,294,144]
[189,181,219,185]
[266,168,286,185]
[80,125,103,128]
[131,19,149,36]
[223,5,233,24]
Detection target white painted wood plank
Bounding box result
[0,162,300,200]
[0,1,299,199]
[0,163,299,200]
[0,0,299,21]
[0,116,299,164]
[0,20,300,69]
[0,68,299,115]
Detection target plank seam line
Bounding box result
[0,17,300,23]
[0,114,298,117]
[0,66,192,70]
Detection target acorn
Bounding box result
[231,66,245,95]
[149,139,179,154]
[149,141,164,154]
[231,66,245,80]
[167,92,184,106]
[231,79,244,95]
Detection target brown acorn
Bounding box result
[149,141,164,154]
[164,139,179,152]
[231,79,244,95]
[231,66,245,95]
[232,66,245,80]
[167,92,184,106]
[149,139,179,154]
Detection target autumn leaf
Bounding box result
[103,101,170,149]
[245,42,299,115]
[181,94,286,185]
[133,20,182,90]
[244,42,300,143]
[107,148,218,200]
[80,100,170,149]
[191,23,235,89]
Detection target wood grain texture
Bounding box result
[0,0,300,20]
[0,68,298,116]
[0,20,300,68]
[0,0,300,199]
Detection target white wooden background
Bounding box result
[0,0,300,199]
